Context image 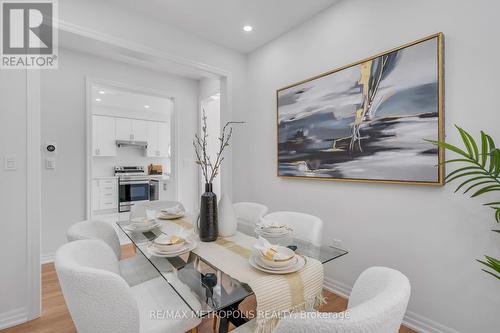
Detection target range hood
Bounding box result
[116,140,148,149]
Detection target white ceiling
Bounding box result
[91,84,172,114]
[105,0,339,53]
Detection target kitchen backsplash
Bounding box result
[93,146,171,177]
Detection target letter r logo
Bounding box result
[2,2,53,54]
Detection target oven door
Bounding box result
[119,180,150,211]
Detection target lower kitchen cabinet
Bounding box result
[92,178,118,212]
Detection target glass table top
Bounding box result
[116,217,347,318]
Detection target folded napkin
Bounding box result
[154,233,184,245]
[157,227,192,242]
[254,236,291,260]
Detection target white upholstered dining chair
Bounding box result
[232,266,410,333]
[275,266,410,333]
[233,202,269,225]
[262,211,323,246]
[55,239,201,333]
[66,219,156,286]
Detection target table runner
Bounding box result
[165,216,324,333]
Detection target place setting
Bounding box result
[249,236,306,274]
[157,204,186,220]
[146,228,197,258]
[124,210,161,232]
[255,217,293,239]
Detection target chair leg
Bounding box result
[212,315,218,331]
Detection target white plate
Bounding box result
[157,212,185,220]
[249,254,306,274]
[124,221,160,232]
[255,255,298,271]
[255,228,291,237]
[146,240,197,257]
[130,217,156,224]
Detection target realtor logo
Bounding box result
[1,0,58,69]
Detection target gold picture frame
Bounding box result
[276,33,444,186]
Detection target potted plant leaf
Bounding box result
[428,126,500,280]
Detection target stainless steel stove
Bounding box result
[115,166,152,212]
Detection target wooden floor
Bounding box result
[3,245,416,333]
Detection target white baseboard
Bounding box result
[0,307,28,330]
[41,252,54,264]
[323,275,461,333]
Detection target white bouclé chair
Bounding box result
[55,239,201,333]
[262,211,324,247]
[273,267,411,333]
[233,202,269,225]
[67,220,156,286]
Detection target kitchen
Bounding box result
[90,83,176,218]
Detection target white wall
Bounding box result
[238,0,500,332]
[0,72,29,327]
[40,48,199,258]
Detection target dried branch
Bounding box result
[193,107,244,185]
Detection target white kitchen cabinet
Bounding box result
[115,118,132,141]
[146,121,158,157]
[132,120,148,142]
[147,121,170,157]
[158,122,170,157]
[92,178,118,212]
[116,118,148,142]
[92,115,116,157]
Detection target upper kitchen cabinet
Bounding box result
[157,121,170,157]
[92,115,116,156]
[147,121,170,157]
[115,118,148,142]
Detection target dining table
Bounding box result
[116,213,348,333]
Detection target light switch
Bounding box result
[45,158,56,170]
[4,155,17,170]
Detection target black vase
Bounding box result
[199,183,218,242]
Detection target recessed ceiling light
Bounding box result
[144,105,150,109]
[98,90,105,95]
[95,98,101,102]
[243,25,253,32]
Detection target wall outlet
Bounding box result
[332,239,342,248]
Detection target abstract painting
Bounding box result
[277,33,444,185]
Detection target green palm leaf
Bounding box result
[455,176,497,193]
[446,171,490,184]
[458,126,479,161]
[445,166,485,182]
[463,180,499,194]
[425,139,470,158]
[480,131,488,167]
[429,126,500,280]
[471,185,500,198]
[486,135,496,172]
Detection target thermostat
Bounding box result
[45,142,57,154]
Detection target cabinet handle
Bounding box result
[130,134,134,140]
[95,148,100,155]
